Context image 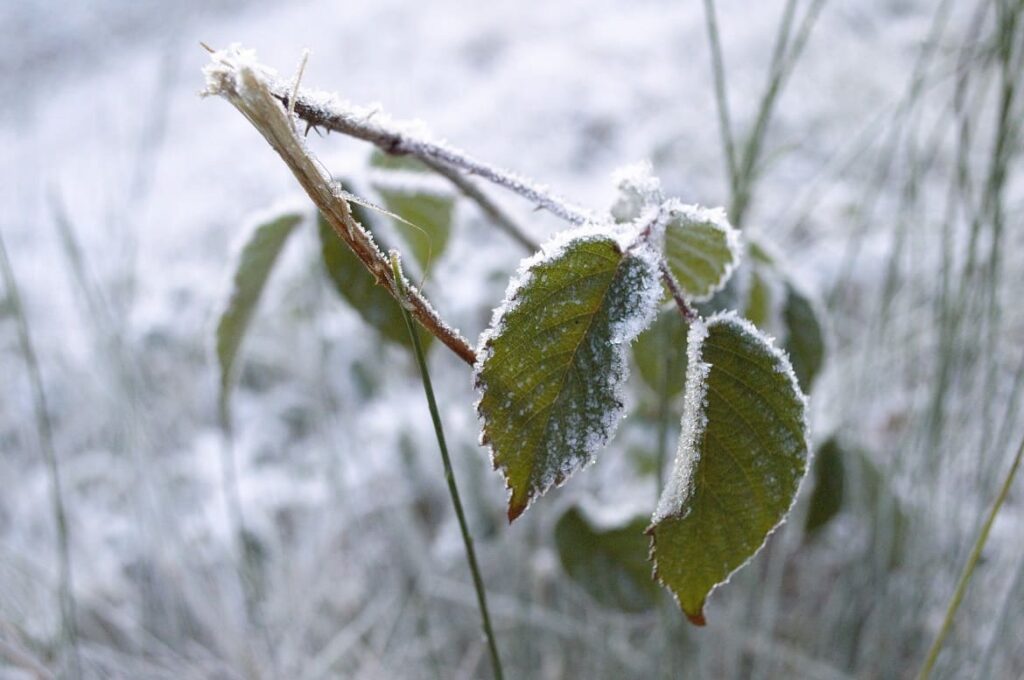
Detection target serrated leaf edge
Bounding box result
[473,226,661,521]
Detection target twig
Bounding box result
[418,156,540,252]
[389,252,505,680]
[263,71,593,226]
[203,48,476,366]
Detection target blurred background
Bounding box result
[1,0,1022,678]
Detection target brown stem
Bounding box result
[659,260,698,322]
[204,51,476,366]
[266,82,593,226]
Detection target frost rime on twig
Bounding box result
[261,68,594,226]
[203,46,476,365]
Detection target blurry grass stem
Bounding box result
[389,252,505,680]
[917,432,1024,679]
[0,228,82,678]
[702,0,828,228]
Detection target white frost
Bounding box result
[610,161,664,223]
[653,316,711,522]
[652,310,810,524]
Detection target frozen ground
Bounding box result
[1,1,1022,678]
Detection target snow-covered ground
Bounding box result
[2,1,1022,678]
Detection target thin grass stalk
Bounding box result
[701,0,739,188]
[0,228,82,678]
[389,252,505,680]
[917,432,1024,679]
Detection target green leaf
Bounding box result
[743,266,775,328]
[663,206,741,302]
[555,507,660,612]
[475,233,661,521]
[318,210,430,350]
[782,282,825,393]
[375,188,454,272]
[632,309,688,399]
[648,313,809,625]
[805,437,845,535]
[369,149,432,173]
[216,212,303,424]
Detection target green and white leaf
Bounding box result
[648,312,809,624]
[555,506,660,612]
[216,211,303,425]
[663,203,741,303]
[475,230,662,521]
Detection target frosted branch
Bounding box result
[417,156,540,252]
[203,46,476,366]
[255,65,594,226]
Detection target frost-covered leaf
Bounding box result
[649,313,809,625]
[375,188,454,272]
[555,506,659,612]
[632,309,688,399]
[318,210,430,350]
[663,206,741,302]
[805,437,845,535]
[475,232,661,521]
[610,162,663,223]
[216,211,303,423]
[782,282,825,392]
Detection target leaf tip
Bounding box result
[507,500,527,524]
[685,609,707,627]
